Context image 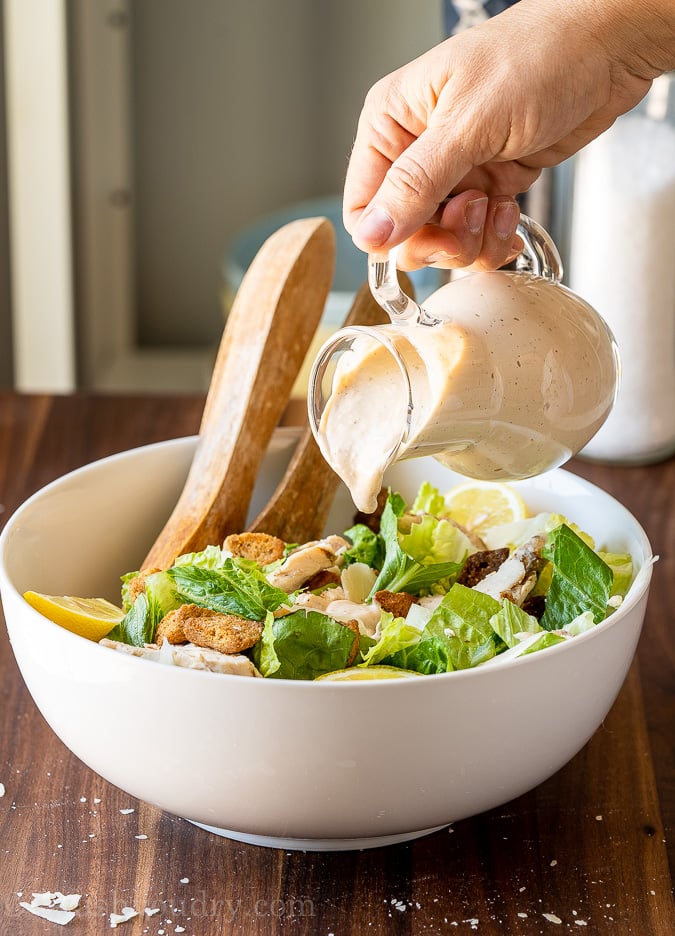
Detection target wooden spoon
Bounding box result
[141,217,336,570]
[247,273,414,543]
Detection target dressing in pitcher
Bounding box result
[308,216,619,514]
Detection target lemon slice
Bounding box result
[443,480,528,539]
[23,591,125,641]
[315,665,421,681]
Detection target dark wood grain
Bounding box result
[1,392,674,935]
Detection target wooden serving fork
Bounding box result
[141,217,336,570]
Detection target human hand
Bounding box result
[343,0,670,271]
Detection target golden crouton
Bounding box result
[342,618,360,667]
[224,532,286,566]
[176,603,264,654]
[154,608,189,645]
[126,567,162,604]
[374,590,416,618]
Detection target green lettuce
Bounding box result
[168,559,288,619]
[597,551,634,598]
[489,599,542,648]
[173,544,229,570]
[252,609,356,680]
[360,612,423,666]
[411,481,446,516]
[107,593,157,647]
[540,524,613,631]
[522,631,567,655]
[113,569,183,645]
[370,493,466,596]
[382,584,503,673]
[342,523,384,568]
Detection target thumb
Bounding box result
[350,127,475,252]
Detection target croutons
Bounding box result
[126,567,162,604]
[342,618,360,666]
[457,548,509,587]
[161,603,263,655]
[154,609,189,645]
[223,531,286,566]
[374,589,416,618]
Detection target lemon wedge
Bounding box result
[315,665,421,681]
[23,591,125,641]
[443,480,528,539]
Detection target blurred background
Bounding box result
[0,0,444,393]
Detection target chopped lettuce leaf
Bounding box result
[540,524,613,631]
[411,481,446,516]
[489,600,542,648]
[112,570,182,645]
[564,610,597,636]
[173,544,228,570]
[597,551,634,598]
[399,514,474,566]
[342,523,383,568]
[252,609,356,680]
[386,585,503,673]
[120,571,139,611]
[522,631,567,655]
[107,593,155,647]
[168,559,288,619]
[360,612,422,666]
[370,492,466,596]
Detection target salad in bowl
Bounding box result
[23,477,636,683]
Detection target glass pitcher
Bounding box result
[308,215,620,514]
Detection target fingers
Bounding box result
[345,121,476,252]
[393,194,524,272]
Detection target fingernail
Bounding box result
[354,206,395,248]
[465,197,488,235]
[425,250,458,265]
[494,201,520,240]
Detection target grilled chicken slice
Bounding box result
[472,535,546,606]
[266,535,349,592]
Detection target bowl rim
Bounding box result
[0,434,655,689]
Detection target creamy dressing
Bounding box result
[315,272,617,513]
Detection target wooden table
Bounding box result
[1,392,673,935]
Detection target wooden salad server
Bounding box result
[141,217,336,571]
[247,274,413,544]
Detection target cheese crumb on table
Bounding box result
[109,907,138,928]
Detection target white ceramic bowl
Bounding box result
[0,432,653,851]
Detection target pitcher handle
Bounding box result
[368,213,564,326]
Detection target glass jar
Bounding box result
[569,72,675,464]
[308,217,619,514]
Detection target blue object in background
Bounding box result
[222,196,443,328]
[443,0,520,34]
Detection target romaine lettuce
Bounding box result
[540,524,613,631]
[252,609,356,680]
[370,493,466,596]
[168,559,288,619]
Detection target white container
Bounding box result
[570,72,675,464]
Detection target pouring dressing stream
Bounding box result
[308,216,620,514]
